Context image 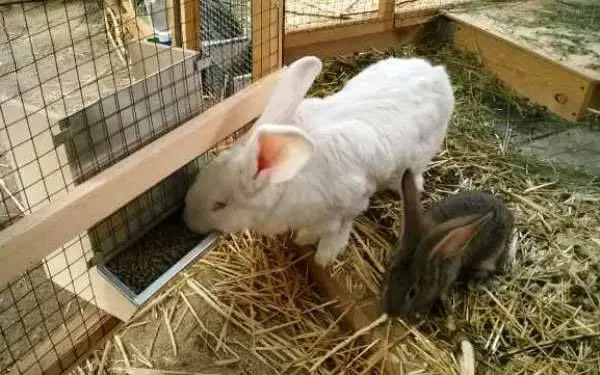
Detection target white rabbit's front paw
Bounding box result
[312,218,354,267]
[314,248,338,267]
[314,231,350,267]
[294,228,320,246]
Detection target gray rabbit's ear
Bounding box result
[399,169,427,249]
[425,212,494,259]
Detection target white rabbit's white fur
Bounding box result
[183,55,455,266]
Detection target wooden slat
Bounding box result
[9,307,121,375]
[445,15,596,122]
[0,70,282,288]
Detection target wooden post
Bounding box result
[180,0,199,50]
[252,0,283,81]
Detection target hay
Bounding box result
[75,41,600,374]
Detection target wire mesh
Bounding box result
[282,0,469,32]
[0,0,258,373]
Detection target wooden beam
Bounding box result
[293,246,401,375]
[180,0,199,50]
[445,14,597,122]
[284,22,431,64]
[0,70,282,288]
[9,307,121,375]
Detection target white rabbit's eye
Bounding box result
[407,286,417,300]
[211,201,228,211]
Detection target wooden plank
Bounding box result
[284,22,431,64]
[180,0,199,50]
[446,16,596,122]
[0,70,282,288]
[9,306,121,375]
[293,246,401,375]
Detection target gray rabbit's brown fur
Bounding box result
[381,169,515,317]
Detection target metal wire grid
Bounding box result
[0,0,253,373]
[284,0,382,31]
[282,0,475,32]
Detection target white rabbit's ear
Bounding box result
[244,124,315,185]
[255,56,323,125]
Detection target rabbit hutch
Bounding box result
[0,0,599,374]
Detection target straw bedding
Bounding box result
[79,42,600,375]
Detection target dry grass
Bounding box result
[76,42,600,374]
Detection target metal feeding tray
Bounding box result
[97,208,218,306]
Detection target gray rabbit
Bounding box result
[381,169,515,317]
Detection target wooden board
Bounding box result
[0,70,282,289]
[284,21,432,63]
[445,12,598,121]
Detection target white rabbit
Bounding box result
[183,55,455,266]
